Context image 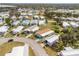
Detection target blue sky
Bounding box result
[0,0,79,3]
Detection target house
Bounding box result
[59,49,79,56]
[24,25,39,34]
[35,28,54,39]
[69,22,79,28]
[18,16,23,20]
[12,26,24,34]
[5,44,29,56]
[40,16,45,20]
[12,20,21,26]
[0,12,9,18]
[11,15,17,20]
[66,17,74,21]
[74,18,79,21]
[30,19,46,26]
[38,19,46,25]
[21,12,27,16]
[44,35,60,46]
[60,17,79,21]
[21,19,30,25]
[33,15,39,19]
[30,19,38,25]
[62,21,70,28]
[0,25,9,35]
[0,17,4,25]
[64,47,73,50]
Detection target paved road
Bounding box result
[0,37,48,56]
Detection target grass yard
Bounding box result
[4,33,14,38]
[0,41,24,56]
[44,46,57,56]
[18,33,27,37]
[3,26,16,38]
[29,47,35,56]
[29,34,35,40]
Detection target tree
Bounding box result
[60,27,78,47]
[56,12,63,17]
[66,13,72,17]
[73,14,79,18]
[5,18,12,26]
[52,40,64,52]
[15,12,21,17]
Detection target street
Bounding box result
[0,37,48,56]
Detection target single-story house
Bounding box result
[33,15,45,20]
[0,25,9,35]
[12,26,24,34]
[0,12,9,18]
[69,22,79,28]
[66,17,74,21]
[38,19,46,25]
[62,21,79,28]
[21,12,27,16]
[74,18,79,21]
[18,16,23,20]
[30,19,46,25]
[12,20,21,26]
[33,15,39,19]
[62,21,70,28]
[24,25,39,34]
[60,17,79,21]
[30,19,38,25]
[40,16,45,20]
[44,35,60,46]
[64,47,73,50]
[21,19,30,25]
[59,49,79,56]
[27,13,33,16]
[0,17,4,25]
[35,28,54,39]
[11,15,17,20]
[5,44,29,56]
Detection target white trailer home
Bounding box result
[0,26,9,35]
[0,17,4,25]
[45,35,60,46]
[59,49,79,56]
[24,25,39,34]
[12,26,24,34]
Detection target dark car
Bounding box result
[8,39,14,42]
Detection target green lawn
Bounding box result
[0,41,24,56]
